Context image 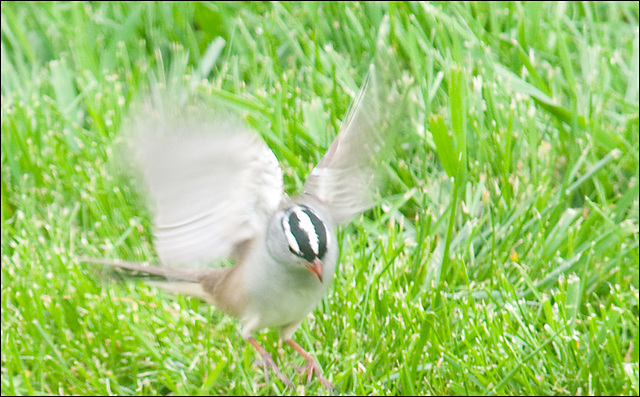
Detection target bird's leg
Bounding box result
[286,339,334,389]
[246,337,294,388]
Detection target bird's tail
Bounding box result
[77,256,217,302]
[76,256,211,282]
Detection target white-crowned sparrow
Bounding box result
[81,65,393,389]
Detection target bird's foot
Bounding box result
[287,339,334,390]
[294,359,334,390]
[256,353,295,388]
[247,337,294,388]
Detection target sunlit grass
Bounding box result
[2,2,638,395]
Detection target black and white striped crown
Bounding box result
[281,205,328,263]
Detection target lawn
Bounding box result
[1,2,638,395]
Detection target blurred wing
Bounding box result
[129,114,283,267]
[303,65,388,224]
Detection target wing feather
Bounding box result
[128,113,283,267]
[304,65,391,224]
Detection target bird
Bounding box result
[80,64,395,389]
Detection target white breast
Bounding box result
[238,235,337,337]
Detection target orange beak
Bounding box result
[305,258,324,282]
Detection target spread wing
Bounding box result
[127,113,283,267]
[303,65,391,224]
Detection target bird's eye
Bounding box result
[281,206,327,262]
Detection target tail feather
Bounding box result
[145,281,213,303]
[77,256,212,282]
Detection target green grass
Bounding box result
[1,1,638,395]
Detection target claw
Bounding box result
[300,357,334,389]
[286,339,334,390]
[247,337,294,388]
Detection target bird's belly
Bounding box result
[242,269,326,330]
[239,246,336,333]
[247,283,323,329]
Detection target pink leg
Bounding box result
[286,339,334,390]
[246,337,294,388]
